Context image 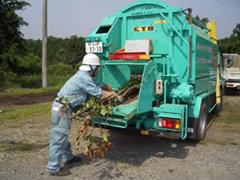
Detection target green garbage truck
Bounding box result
[85,0,224,141]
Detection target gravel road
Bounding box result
[0,95,240,180]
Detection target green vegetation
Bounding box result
[0,102,51,129]
[192,15,240,54]
[24,35,85,70]
[0,86,60,97]
[0,34,84,89]
[217,101,240,124]
[0,1,85,90]
[194,15,209,25]
[0,140,46,153]
[219,24,240,54]
[0,0,30,89]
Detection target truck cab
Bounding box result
[223,53,240,91]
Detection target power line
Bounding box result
[217,0,240,7]
[215,0,240,8]
[228,0,240,6]
[217,0,240,8]
[230,0,240,2]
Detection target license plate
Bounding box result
[237,86,240,90]
[85,42,103,53]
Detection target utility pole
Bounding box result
[42,0,47,88]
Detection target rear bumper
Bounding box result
[225,82,240,88]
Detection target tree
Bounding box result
[0,0,29,52]
[232,24,240,38]
[0,1,86,89]
[218,24,240,54]
[47,35,85,67]
[55,35,85,67]
[0,0,30,88]
[194,15,209,25]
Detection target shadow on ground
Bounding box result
[67,112,223,179]
[107,128,196,163]
[224,89,240,96]
[86,128,197,179]
[63,127,198,179]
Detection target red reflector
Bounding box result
[167,122,173,128]
[162,118,179,129]
[227,84,234,87]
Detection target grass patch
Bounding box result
[216,102,240,124]
[0,140,47,153]
[0,102,51,129]
[199,140,207,145]
[229,141,238,146]
[0,85,61,98]
[117,161,132,170]
[207,137,239,146]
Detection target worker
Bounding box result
[47,53,117,176]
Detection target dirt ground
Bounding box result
[0,90,58,110]
[0,91,240,180]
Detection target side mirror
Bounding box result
[227,56,233,68]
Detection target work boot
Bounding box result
[48,168,71,176]
[64,156,82,165]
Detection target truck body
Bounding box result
[85,0,224,141]
[223,53,240,90]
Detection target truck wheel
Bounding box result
[195,103,208,142]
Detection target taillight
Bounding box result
[226,84,234,87]
[158,118,181,130]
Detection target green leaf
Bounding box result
[86,103,90,108]
[100,108,107,116]
[103,131,108,142]
[86,134,93,141]
[85,115,90,120]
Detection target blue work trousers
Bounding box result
[47,101,73,173]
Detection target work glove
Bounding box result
[102,84,112,91]
[101,90,118,101]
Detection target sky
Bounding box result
[18,0,240,40]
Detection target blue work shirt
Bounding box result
[57,71,104,108]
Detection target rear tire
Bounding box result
[195,103,208,142]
